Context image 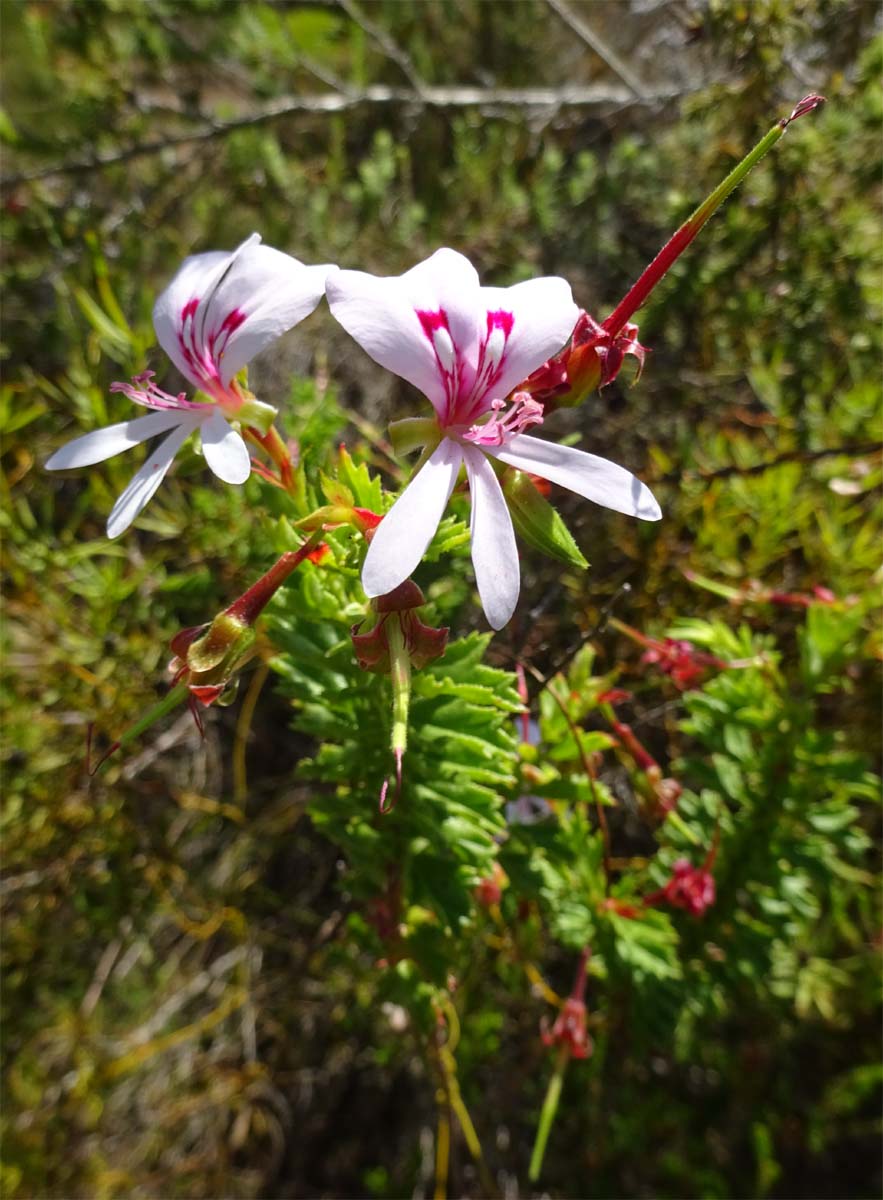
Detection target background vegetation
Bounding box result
[2,1,881,1197]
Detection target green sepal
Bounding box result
[503,470,589,570]
[319,470,354,507]
[188,616,254,676]
[389,417,439,457]
[235,396,278,435]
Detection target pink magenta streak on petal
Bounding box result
[456,307,515,426]
[487,309,514,338]
[416,308,448,339]
[177,295,229,398]
[207,307,247,363]
[416,307,461,424]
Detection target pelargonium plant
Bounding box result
[47,96,829,1184]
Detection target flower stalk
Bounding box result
[528,1043,569,1183]
[382,617,410,813]
[530,947,593,1182]
[602,95,826,338]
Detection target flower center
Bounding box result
[462,391,544,447]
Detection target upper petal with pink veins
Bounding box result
[326,252,481,418]
[203,243,333,386]
[476,277,578,407]
[153,233,333,399]
[327,249,578,427]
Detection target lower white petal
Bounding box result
[45,411,185,470]
[486,434,662,521]
[462,445,520,631]
[362,438,463,598]
[200,410,251,484]
[106,421,195,538]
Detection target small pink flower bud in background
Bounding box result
[474,863,507,908]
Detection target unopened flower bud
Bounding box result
[474,863,507,908]
[351,582,448,675]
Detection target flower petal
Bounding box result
[45,411,187,470]
[486,434,662,521]
[400,248,483,369]
[479,276,578,401]
[362,438,463,597]
[153,237,258,389]
[205,244,334,386]
[462,445,520,630]
[199,409,251,484]
[326,249,484,418]
[106,420,197,538]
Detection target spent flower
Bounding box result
[351,580,449,811]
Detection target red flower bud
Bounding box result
[646,858,716,917]
[474,863,506,907]
[541,947,593,1060]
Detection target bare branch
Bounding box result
[3,84,676,186]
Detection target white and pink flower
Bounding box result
[326,248,661,630]
[47,233,332,537]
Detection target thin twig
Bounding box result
[80,935,125,1018]
[544,0,648,98]
[233,661,271,807]
[336,0,427,93]
[544,677,613,889]
[670,441,883,483]
[529,579,634,696]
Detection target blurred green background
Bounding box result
[2,1,881,1197]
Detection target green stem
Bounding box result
[89,680,191,775]
[529,1044,570,1183]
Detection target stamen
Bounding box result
[464,391,544,447]
[110,371,208,412]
